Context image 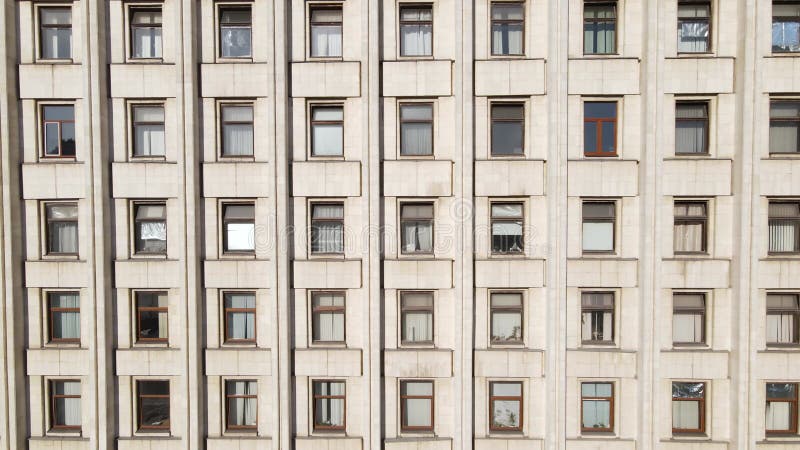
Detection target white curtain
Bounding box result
[42,28,72,59]
[673,313,703,343]
[584,22,615,54]
[221,27,251,57]
[54,381,81,427]
[672,401,700,430]
[227,294,255,340]
[491,310,521,342]
[401,122,432,155]
[312,124,343,156]
[582,311,612,342]
[674,222,703,252]
[769,222,797,252]
[50,222,78,254]
[222,106,254,156]
[311,205,344,253]
[582,222,613,252]
[401,221,433,253]
[403,382,432,427]
[767,314,795,343]
[139,222,166,243]
[52,294,80,340]
[770,122,800,153]
[311,25,342,57]
[401,22,432,56]
[133,28,162,58]
[228,381,257,427]
[677,22,709,53]
[403,311,432,342]
[773,22,800,52]
[135,125,165,156]
[675,121,706,154]
[582,400,610,428]
[315,382,345,427]
[766,401,792,430]
[492,24,523,55]
[313,311,344,341]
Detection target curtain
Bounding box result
[769,221,797,252]
[135,124,165,156]
[227,294,255,340]
[675,120,706,154]
[54,381,81,426]
[584,22,615,54]
[401,123,433,155]
[223,124,254,156]
[42,28,72,59]
[672,401,700,430]
[770,121,800,153]
[221,27,251,57]
[133,27,162,58]
[315,382,345,427]
[52,294,80,340]
[403,382,432,427]
[226,223,255,251]
[314,311,344,341]
[403,311,432,342]
[582,222,613,252]
[401,221,433,253]
[492,400,520,427]
[767,314,795,343]
[401,24,432,56]
[492,23,523,55]
[491,221,523,253]
[50,222,78,254]
[674,223,703,252]
[312,123,343,156]
[582,400,610,428]
[773,22,800,52]
[138,222,166,251]
[673,313,703,343]
[677,22,709,53]
[228,381,257,427]
[766,402,791,430]
[491,310,521,342]
[582,311,611,341]
[311,25,343,57]
[311,204,344,253]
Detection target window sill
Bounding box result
[767,52,800,58]
[762,346,800,352]
[308,254,346,260]
[128,156,169,163]
[42,343,83,349]
[34,59,76,65]
[675,52,716,58]
[578,431,616,437]
[395,55,436,61]
[132,343,170,349]
[36,158,79,164]
[218,155,256,162]
[41,255,81,262]
[306,56,345,62]
[488,54,527,60]
[307,155,346,161]
[219,253,257,260]
[309,342,348,349]
[669,433,710,440]
[766,154,800,159]
[125,58,165,64]
[130,253,169,260]
[215,57,254,64]
[221,342,258,348]
[45,430,83,438]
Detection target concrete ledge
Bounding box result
[474,349,543,378]
[27,349,91,376]
[382,60,453,97]
[383,161,453,197]
[661,259,730,289]
[756,352,800,379]
[660,351,729,379]
[19,64,83,99]
[662,159,732,196]
[761,56,800,93]
[659,441,729,450]
[384,349,452,378]
[203,260,272,289]
[474,160,545,197]
[293,259,362,289]
[567,160,638,197]
[760,159,800,197]
[474,259,544,288]
[25,261,88,288]
[202,163,270,198]
[566,259,638,288]
[115,260,182,289]
[22,163,86,199]
[291,61,361,98]
[566,350,637,378]
[759,259,800,289]
[568,58,640,95]
[566,439,636,450]
[205,349,271,376]
[663,57,735,94]
[384,438,452,450]
[474,59,546,96]
[110,64,177,98]
[117,437,183,450]
[292,161,361,197]
[29,437,91,450]
[294,348,362,377]
[112,163,180,198]
[116,349,183,376]
[384,260,453,289]
[474,438,543,450]
[295,437,361,450]
[200,63,269,98]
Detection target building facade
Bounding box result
[0,0,799,449]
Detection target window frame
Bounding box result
[132,201,167,256]
[583,1,618,55]
[309,103,345,158]
[38,6,72,61]
[217,4,253,60]
[676,1,712,55]
[488,381,523,432]
[672,292,707,346]
[221,201,256,255]
[308,4,344,59]
[580,381,614,433]
[398,3,434,58]
[489,291,524,346]
[47,291,80,344]
[134,291,169,344]
[580,291,616,345]
[398,101,435,157]
[136,379,170,432]
[581,200,617,254]
[768,201,800,255]
[225,379,258,431]
[766,293,800,347]
[769,99,800,155]
[772,1,800,54]
[671,381,706,435]
[490,201,525,255]
[674,100,710,155]
[130,103,166,159]
[310,291,346,345]
[673,200,708,255]
[223,291,257,345]
[44,201,79,257]
[399,379,434,433]
[219,102,255,158]
[41,104,76,159]
[128,6,163,61]
[583,101,618,157]
[49,379,81,432]
[399,201,435,256]
[312,379,347,431]
[399,291,435,347]
[766,382,799,435]
[309,201,345,256]
[490,1,526,57]
[489,102,525,157]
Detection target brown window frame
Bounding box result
[223,291,257,344]
[47,291,80,344]
[219,103,255,158]
[400,291,435,346]
[773,2,800,53]
[128,7,162,60]
[677,1,712,54]
[131,104,166,158]
[583,1,617,55]
[399,102,434,156]
[225,379,258,431]
[672,293,707,346]
[218,5,252,59]
[309,104,345,157]
[49,379,81,432]
[312,379,346,431]
[489,292,524,345]
[136,379,170,431]
[311,291,346,344]
[44,202,79,256]
[581,291,615,344]
[582,201,616,254]
[490,2,525,56]
[41,104,76,158]
[490,201,525,254]
[769,100,800,154]
[490,102,525,157]
[399,380,434,432]
[488,381,523,432]
[398,4,434,57]
[766,382,799,435]
[671,381,706,434]
[132,201,167,255]
[580,381,614,433]
[308,5,344,59]
[583,101,618,157]
[135,291,168,344]
[675,101,710,155]
[309,202,345,255]
[38,7,72,60]
[399,202,435,255]
[766,293,800,347]
[221,202,256,255]
[673,200,708,254]
[768,201,800,255]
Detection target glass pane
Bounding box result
[581,292,614,307]
[313,310,345,341]
[50,292,79,308]
[136,204,165,220]
[601,121,616,152]
[673,313,703,343]
[492,293,522,307]
[767,294,800,310]
[44,106,74,121]
[132,27,162,58]
[402,293,433,308]
[225,293,256,309]
[492,22,524,55]
[584,121,597,153]
[492,105,524,120]
[137,292,168,308]
[134,106,164,123]
[220,9,251,23]
[583,399,611,429]
[672,382,705,398]
[312,123,344,156]
[226,223,255,251]
[311,25,343,57]
[223,105,254,122]
[766,401,792,430]
[41,27,72,59]
[140,397,170,427]
[676,119,708,153]
[228,397,257,427]
[313,293,345,308]
[400,24,432,56]
[769,221,798,252]
[220,27,252,57]
[491,310,522,342]
[401,104,433,121]
[403,398,432,427]
[224,204,255,220]
[582,222,614,251]
[678,4,710,18]
[52,311,80,339]
[770,121,800,153]
[773,20,800,52]
[491,399,521,428]
[770,203,800,217]
[48,222,78,254]
[311,222,343,253]
[139,380,169,395]
[585,102,616,119]
[774,4,800,17]
[672,400,700,430]
[401,122,433,155]
[47,204,78,219]
[41,8,72,25]
[492,203,523,218]
[312,204,344,219]
[132,10,162,25]
[312,106,344,121]
[315,397,345,427]
[400,7,433,21]
[677,103,708,119]
[402,381,432,396]
[61,122,76,156]
[402,311,433,342]
[227,311,255,340]
[584,5,616,19]
[673,294,705,309]
[135,220,166,253]
[583,202,615,218]
[491,122,523,155]
[222,124,254,156]
[767,383,797,399]
[139,310,167,339]
[44,123,60,155]
[401,204,434,219]
[53,396,81,426]
[492,4,524,20]
[311,8,343,22]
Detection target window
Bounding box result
[400,203,434,254]
[766,383,799,434]
[491,2,524,56]
[770,101,800,154]
[767,294,800,346]
[130,8,162,59]
[581,382,613,432]
[310,203,344,254]
[675,102,709,155]
[489,381,522,432]
[313,380,346,431]
[310,105,344,157]
[309,6,343,58]
[672,382,705,434]
[490,293,523,345]
[132,105,165,157]
[490,103,524,156]
[50,380,80,431]
[677,2,711,53]
[222,203,255,254]
[583,1,616,54]
[491,202,524,254]
[42,105,75,158]
[582,201,615,253]
[39,8,72,59]
[220,104,254,157]
[773,2,800,53]
[769,202,800,254]
[133,203,167,254]
[584,102,617,156]
[311,292,345,344]
[47,292,80,343]
[224,292,256,344]
[673,293,706,345]
[400,292,434,345]
[137,380,170,431]
[581,292,614,344]
[399,5,433,57]
[400,380,433,432]
[674,201,707,254]
[45,203,78,255]
[399,103,433,156]
[135,291,168,343]
[226,380,257,430]
[219,6,252,58]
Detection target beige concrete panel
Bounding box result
[567,160,639,197]
[474,259,545,288]
[662,159,732,196]
[293,260,362,289]
[18,64,83,99]
[25,261,88,288]
[384,350,453,378]
[109,64,177,98]
[474,160,545,196]
[761,57,800,93]
[28,439,92,450]
[567,59,640,95]
[663,58,735,94]
[294,438,362,450]
[760,159,800,196]
[382,60,453,97]
[292,161,362,197]
[660,352,730,379]
[202,163,271,198]
[115,349,183,376]
[661,259,730,289]
[207,437,273,450]
[291,62,361,98]
[383,161,453,197]
[384,439,452,450]
[474,59,546,96]
[659,443,728,450]
[758,260,800,289]
[26,349,90,376]
[200,63,270,98]
[474,439,543,450]
[565,350,637,378]
[111,163,180,198]
[204,349,272,376]
[473,350,543,378]
[114,260,182,288]
[383,260,454,289]
[22,163,87,199]
[117,438,184,450]
[565,440,636,450]
[293,348,362,377]
[203,260,272,289]
[566,259,638,288]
